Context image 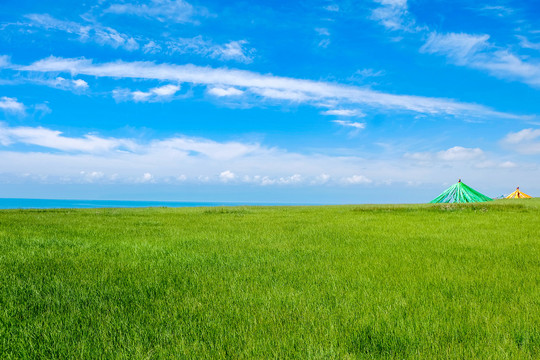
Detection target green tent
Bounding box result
[430,180,493,203]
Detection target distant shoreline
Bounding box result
[0,198,314,209]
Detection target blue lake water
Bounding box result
[0,198,292,209]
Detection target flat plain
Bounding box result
[1,200,539,359]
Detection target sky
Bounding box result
[1,0,540,203]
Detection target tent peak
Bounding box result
[506,187,532,199]
[430,180,492,203]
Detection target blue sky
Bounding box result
[1,0,540,203]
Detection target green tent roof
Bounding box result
[430,180,493,204]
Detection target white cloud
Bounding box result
[10,76,90,93]
[0,97,25,114]
[167,37,254,63]
[113,84,180,102]
[501,128,540,154]
[312,173,331,185]
[371,0,419,32]
[258,174,303,186]
[436,146,483,161]
[341,175,372,184]
[499,161,517,168]
[318,39,331,48]
[105,0,199,24]
[477,5,514,18]
[72,79,89,89]
[80,170,105,183]
[139,173,154,183]
[151,84,180,96]
[16,56,527,119]
[324,4,339,12]
[153,137,258,160]
[421,32,490,65]
[24,14,252,63]
[315,28,330,36]
[0,123,537,189]
[0,124,136,153]
[369,1,540,89]
[322,109,365,117]
[517,35,540,51]
[208,87,244,97]
[25,14,139,51]
[143,41,162,54]
[315,28,331,48]
[0,55,11,69]
[219,170,236,182]
[405,146,484,162]
[34,103,52,117]
[368,0,540,89]
[250,88,311,102]
[421,32,540,88]
[333,120,366,129]
[218,40,254,63]
[353,68,385,78]
[49,77,89,91]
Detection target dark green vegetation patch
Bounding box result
[1,200,540,359]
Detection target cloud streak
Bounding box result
[369,1,540,89]
[371,0,420,32]
[23,14,253,63]
[0,123,135,153]
[15,56,526,119]
[25,13,139,51]
[501,128,540,154]
[163,37,254,63]
[421,32,540,88]
[104,0,201,24]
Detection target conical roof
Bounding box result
[505,187,532,199]
[430,180,493,203]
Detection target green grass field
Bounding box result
[1,200,540,359]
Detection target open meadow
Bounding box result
[1,200,540,359]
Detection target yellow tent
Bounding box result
[506,187,532,199]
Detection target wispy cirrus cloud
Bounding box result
[324,4,339,12]
[104,0,207,24]
[163,37,254,63]
[421,32,540,88]
[25,13,139,51]
[500,128,540,154]
[322,109,365,117]
[369,1,540,89]
[14,56,528,119]
[0,123,136,153]
[405,146,484,162]
[315,27,331,48]
[517,35,540,51]
[371,0,420,32]
[22,14,254,63]
[476,5,515,18]
[0,55,11,69]
[332,120,366,129]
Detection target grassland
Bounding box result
[1,200,540,359]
